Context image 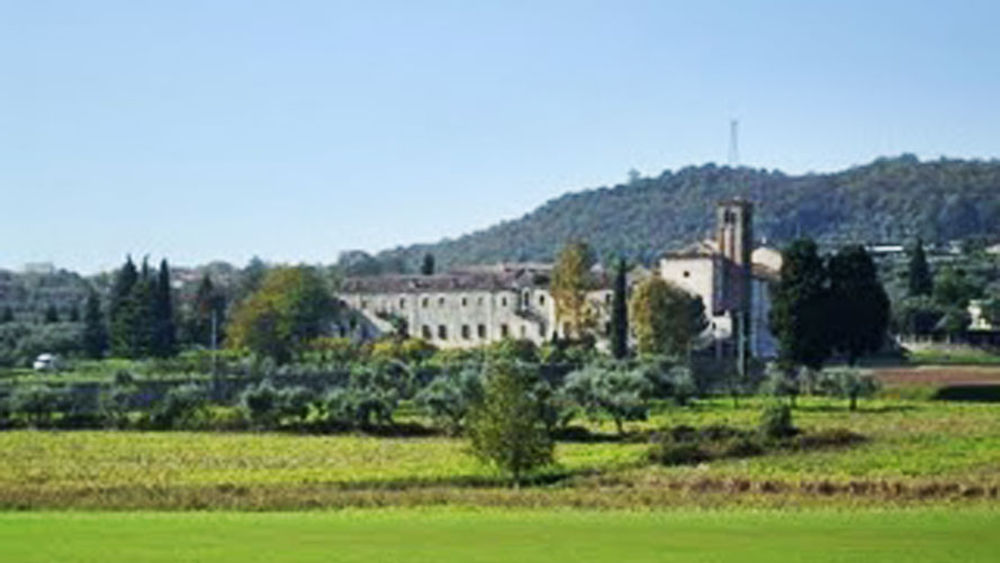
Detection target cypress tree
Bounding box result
[769,239,831,371]
[828,245,890,365]
[109,256,139,357]
[609,257,628,359]
[421,253,435,276]
[152,259,177,357]
[82,289,108,359]
[908,238,933,297]
[43,304,60,323]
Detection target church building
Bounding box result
[338,200,781,357]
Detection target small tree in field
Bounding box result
[467,361,553,484]
[820,369,880,411]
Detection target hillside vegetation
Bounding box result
[374,155,1000,270]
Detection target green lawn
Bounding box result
[0,509,996,562]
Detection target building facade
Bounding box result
[338,264,613,349]
[339,200,781,357]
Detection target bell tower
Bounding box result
[716,199,754,382]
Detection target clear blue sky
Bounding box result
[3,1,998,273]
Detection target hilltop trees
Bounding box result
[227,266,337,363]
[629,277,706,357]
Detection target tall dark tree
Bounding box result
[82,289,108,359]
[828,245,890,365]
[43,304,60,323]
[907,238,933,297]
[0,306,13,324]
[421,253,436,276]
[109,256,139,357]
[769,239,830,371]
[188,274,225,348]
[67,303,81,323]
[609,257,629,359]
[151,259,176,357]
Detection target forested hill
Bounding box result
[373,155,1000,270]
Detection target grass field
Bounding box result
[0,509,997,562]
[1,395,998,509]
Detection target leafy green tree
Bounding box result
[629,277,706,357]
[609,257,629,359]
[769,239,830,371]
[828,245,890,365]
[894,296,943,337]
[420,253,435,276]
[932,267,980,309]
[907,238,933,297]
[227,266,337,363]
[562,364,652,435]
[67,304,81,323]
[467,361,554,483]
[81,290,108,359]
[551,240,596,339]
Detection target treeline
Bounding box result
[358,155,1000,273]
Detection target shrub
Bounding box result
[151,384,208,430]
[819,368,880,410]
[239,382,281,429]
[414,367,483,435]
[277,386,316,423]
[759,402,797,440]
[649,441,709,465]
[7,384,61,427]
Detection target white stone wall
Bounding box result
[340,287,613,349]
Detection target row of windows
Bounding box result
[355,292,622,311]
[420,323,548,341]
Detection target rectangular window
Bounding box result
[461,296,468,306]
[520,325,526,338]
[477,324,486,339]
[438,296,445,307]
[421,297,429,308]
[421,325,432,340]
[461,325,471,339]
[500,324,509,338]
[539,295,545,306]
[538,323,546,337]
[438,325,448,340]
[399,298,406,309]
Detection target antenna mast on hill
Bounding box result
[728,119,740,167]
